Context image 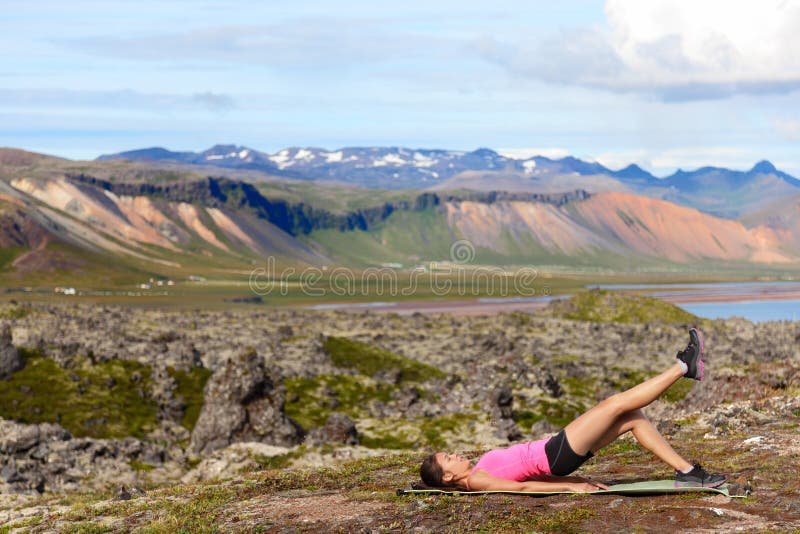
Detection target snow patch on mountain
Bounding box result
[412,152,436,167]
[324,151,343,163]
[294,149,314,161]
[269,149,292,169]
[522,160,536,174]
[375,153,406,167]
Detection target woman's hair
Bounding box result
[420,453,447,487]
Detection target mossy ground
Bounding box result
[0,350,214,439]
[284,373,396,430]
[284,372,479,450]
[0,349,159,439]
[14,397,800,533]
[0,302,30,320]
[0,294,796,531]
[253,446,309,470]
[283,337,455,447]
[542,288,700,324]
[512,397,589,431]
[129,460,157,472]
[323,336,445,382]
[166,366,213,431]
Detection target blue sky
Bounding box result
[3,0,800,176]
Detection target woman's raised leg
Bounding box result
[562,362,685,456]
[586,408,692,471]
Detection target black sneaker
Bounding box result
[674,464,727,488]
[676,327,704,380]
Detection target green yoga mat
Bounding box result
[397,480,748,498]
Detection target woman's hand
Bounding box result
[567,477,609,492]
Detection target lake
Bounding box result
[679,299,800,322]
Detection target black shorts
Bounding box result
[544,429,594,476]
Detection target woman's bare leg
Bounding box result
[587,408,692,471]
[563,363,685,456]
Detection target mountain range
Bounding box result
[0,146,799,287]
[99,145,800,219]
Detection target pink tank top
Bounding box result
[471,438,552,481]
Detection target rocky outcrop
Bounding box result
[190,348,304,455]
[306,413,359,446]
[0,418,175,494]
[182,442,293,483]
[0,322,23,379]
[491,385,523,442]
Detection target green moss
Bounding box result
[480,506,593,534]
[281,334,308,343]
[167,366,213,431]
[607,366,694,403]
[359,433,417,450]
[531,507,594,534]
[511,409,542,432]
[538,399,587,427]
[561,375,598,398]
[322,336,445,382]
[0,304,30,319]
[253,447,305,469]
[358,414,472,449]
[508,311,532,326]
[284,374,396,430]
[419,414,465,449]
[0,515,43,532]
[0,348,158,439]
[513,398,587,430]
[550,354,581,365]
[129,460,156,472]
[544,289,699,324]
[661,378,694,403]
[185,457,202,470]
[598,438,640,455]
[674,415,699,426]
[607,367,652,392]
[62,522,113,534]
[0,245,24,271]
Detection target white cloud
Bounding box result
[0,88,235,112]
[772,117,800,141]
[592,150,651,171]
[67,19,456,68]
[496,147,570,160]
[478,0,800,100]
[191,92,235,111]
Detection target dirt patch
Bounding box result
[228,492,391,530]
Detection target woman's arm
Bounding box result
[535,475,610,491]
[468,471,606,492]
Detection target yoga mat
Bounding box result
[397,480,748,498]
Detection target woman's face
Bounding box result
[436,452,470,477]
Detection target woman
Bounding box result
[420,328,727,492]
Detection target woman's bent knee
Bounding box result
[598,395,627,418]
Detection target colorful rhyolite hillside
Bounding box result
[1,147,799,285]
